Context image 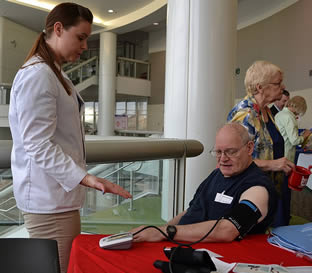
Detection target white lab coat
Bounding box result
[9,56,87,213]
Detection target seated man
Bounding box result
[131,123,277,243]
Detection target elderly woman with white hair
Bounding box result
[227,60,295,227]
[275,96,311,162]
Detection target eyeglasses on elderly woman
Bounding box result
[268,80,283,87]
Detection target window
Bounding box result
[83,102,98,135]
[115,100,147,131]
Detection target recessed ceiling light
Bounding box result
[108,9,115,13]
[153,22,159,26]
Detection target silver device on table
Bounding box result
[99,232,133,250]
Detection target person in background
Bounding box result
[131,124,277,243]
[227,60,294,227]
[270,89,290,117]
[275,96,311,163]
[8,3,131,273]
[274,96,311,226]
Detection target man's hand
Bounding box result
[130,225,167,242]
[80,174,132,199]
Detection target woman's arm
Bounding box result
[81,174,131,198]
[254,158,294,174]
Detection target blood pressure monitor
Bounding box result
[99,232,133,250]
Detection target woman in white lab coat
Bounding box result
[9,3,131,273]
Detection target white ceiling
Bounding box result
[0,0,167,34]
[0,0,299,35]
[237,0,298,30]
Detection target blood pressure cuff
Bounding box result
[222,199,262,240]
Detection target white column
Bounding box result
[164,0,237,208]
[97,32,117,136]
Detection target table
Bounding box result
[67,234,311,273]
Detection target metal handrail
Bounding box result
[117,57,151,80]
[0,83,12,88]
[98,161,134,180]
[126,162,143,211]
[0,184,13,199]
[117,57,149,65]
[65,56,98,74]
[0,197,16,212]
[0,138,204,168]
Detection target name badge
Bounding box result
[214,191,233,204]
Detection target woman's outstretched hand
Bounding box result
[80,174,132,199]
[272,157,295,175]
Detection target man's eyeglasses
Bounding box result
[210,143,248,158]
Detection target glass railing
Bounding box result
[80,160,168,234]
[65,56,98,85]
[0,168,23,236]
[0,137,203,236]
[64,56,150,84]
[117,57,150,80]
[0,83,12,105]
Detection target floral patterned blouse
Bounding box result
[227,95,284,192]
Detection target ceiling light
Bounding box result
[93,16,104,24]
[153,22,159,26]
[107,9,115,13]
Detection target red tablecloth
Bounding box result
[67,234,311,273]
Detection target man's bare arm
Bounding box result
[131,186,269,243]
[168,211,187,225]
[132,217,239,243]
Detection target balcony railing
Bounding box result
[65,56,98,85]
[117,57,150,80]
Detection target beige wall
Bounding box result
[0,17,38,83]
[146,51,165,131]
[236,0,312,98]
[146,29,166,131]
[149,29,166,54]
[149,51,165,105]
